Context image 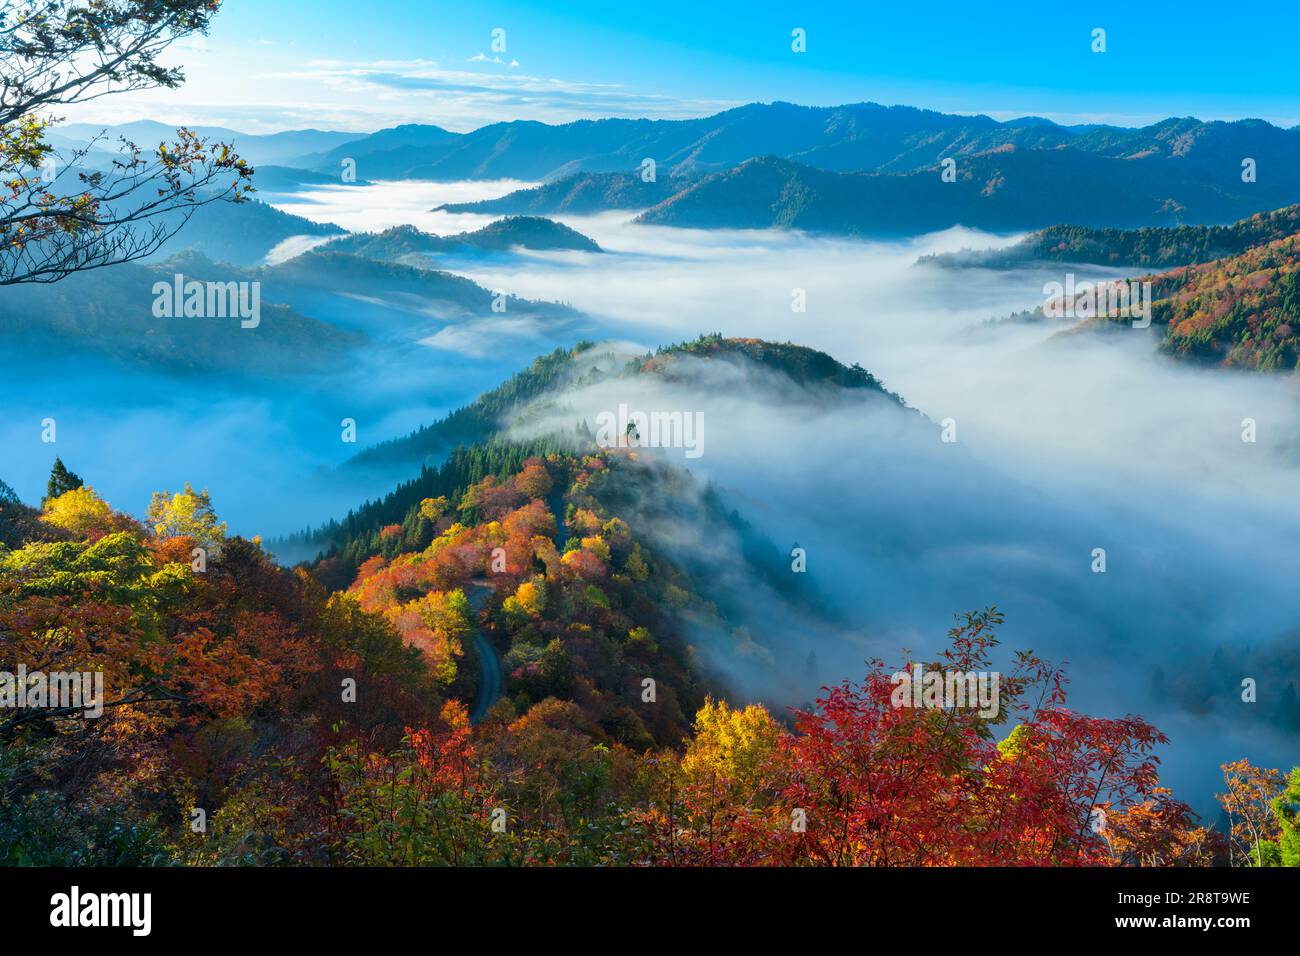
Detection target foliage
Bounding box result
[146,482,227,548]
[0,460,1282,867]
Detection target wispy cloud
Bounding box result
[269,58,737,129]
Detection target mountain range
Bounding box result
[51,103,1300,240]
[285,103,1300,183]
[50,120,364,167]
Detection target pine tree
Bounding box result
[44,458,83,505]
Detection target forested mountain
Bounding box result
[436,171,683,215]
[0,252,360,375]
[254,249,582,333]
[9,0,1300,880]
[0,244,585,375]
[634,150,1300,235]
[335,335,906,478]
[923,205,1300,270]
[2,442,1265,866]
[324,217,601,266]
[1069,234,1300,372]
[341,346,591,472]
[141,196,344,267]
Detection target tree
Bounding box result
[653,609,1176,867]
[146,482,227,548]
[1104,787,1222,866]
[40,485,116,536]
[503,579,546,619]
[1,0,253,285]
[1271,767,1300,866]
[1217,759,1284,866]
[418,496,448,521]
[516,462,553,499]
[43,456,81,504]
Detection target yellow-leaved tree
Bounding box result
[146,483,228,550]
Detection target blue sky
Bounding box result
[65,0,1300,132]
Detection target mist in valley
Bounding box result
[3,178,1296,812]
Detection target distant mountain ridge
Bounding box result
[51,120,366,167]
[281,102,1300,185]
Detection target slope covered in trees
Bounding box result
[1065,234,1300,373]
[923,205,1300,270]
[634,151,1295,236]
[0,252,361,376]
[324,218,601,267]
[5,460,1286,866]
[1149,235,1300,371]
[436,172,683,215]
[341,336,907,475]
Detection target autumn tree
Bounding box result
[671,698,785,864]
[146,482,227,549]
[1218,759,1284,866]
[647,609,1178,867]
[39,484,126,537]
[1105,788,1223,866]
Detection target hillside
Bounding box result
[0,252,360,376]
[337,335,907,475]
[143,195,344,267]
[635,151,1300,236]
[0,244,584,377]
[436,172,682,215]
[1061,235,1300,373]
[1148,236,1300,372]
[2,444,1225,866]
[254,249,583,331]
[325,217,601,265]
[923,205,1300,270]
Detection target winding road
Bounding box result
[467,493,568,724]
[466,580,503,725]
